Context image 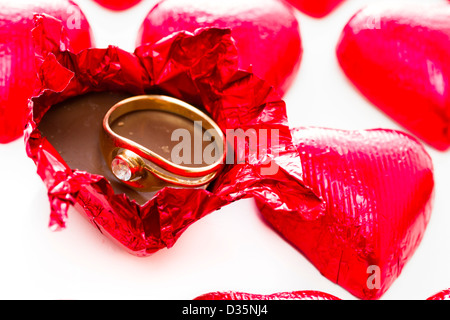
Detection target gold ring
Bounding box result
[100,95,226,192]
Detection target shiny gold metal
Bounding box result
[101,95,226,192]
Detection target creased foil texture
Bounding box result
[336,4,450,151]
[0,0,93,143]
[194,290,341,300]
[25,14,322,256]
[257,127,434,300]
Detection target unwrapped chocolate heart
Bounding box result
[336,4,450,151]
[194,290,341,300]
[286,0,345,18]
[136,0,302,97]
[0,0,93,144]
[257,127,434,300]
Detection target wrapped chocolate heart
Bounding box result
[92,0,143,11]
[0,0,93,144]
[194,290,341,300]
[337,3,450,151]
[427,289,450,300]
[257,127,434,299]
[286,0,345,18]
[136,0,303,97]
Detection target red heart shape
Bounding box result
[427,288,450,300]
[257,127,434,300]
[135,0,302,97]
[336,4,450,151]
[0,0,93,144]
[194,290,341,300]
[286,0,345,18]
[92,0,143,11]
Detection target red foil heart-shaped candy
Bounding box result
[427,289,450,300]
[286,0,345,18]
[92,0,143,11]
[136,0,302,97]
[194,290,341,300]
[0,0,93,144]
[257,127,434,300]
[337,4,450,151]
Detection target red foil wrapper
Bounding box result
[136,0,302,97]
[257,127,434,300]
[427,289,450,300]
[194,290,341,300]
[26,15,321,256]
[286,0,345,18]
[92,0,143,11]
[0,0,93,144]
[336,4,450,151]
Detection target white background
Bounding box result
[0,0,449,300]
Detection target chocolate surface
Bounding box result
[112,109,212,167]
[38,91,215,204]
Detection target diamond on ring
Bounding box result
[111,157,132,182]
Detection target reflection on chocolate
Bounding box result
[39,91,214,204]
[111,110,212,167]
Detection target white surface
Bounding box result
[0,0,449,300]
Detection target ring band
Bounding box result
[100,95,226,192]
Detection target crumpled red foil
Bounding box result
[336,4,450,151]
[194,290,341,300]
[25,15,322,256]
[136,0,302,97]
[93,0,143,11]
[0,0,93,144]
[257,127,434,300]
[427,289,450,300]
[286,0,345,18]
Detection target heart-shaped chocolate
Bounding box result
[194,290,341,300]
[286,0,345,18]
[0,0,93,144]
[92,0,143,11]
[136,0,302,97]
[427,288,450,300]
[257,127,434,300]
[336,4,450,150]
